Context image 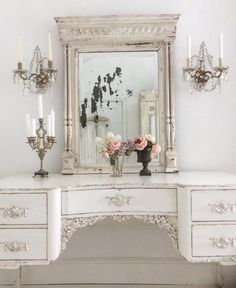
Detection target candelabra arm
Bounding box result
[27,137,37,150]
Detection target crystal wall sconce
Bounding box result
[13,33,57,94]
[183,35,229,92]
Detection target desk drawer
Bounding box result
[62,188,177,215]
[0,193,47,225]
[192,224,236,257]
[191,190,236,221]
[0,228,47,260]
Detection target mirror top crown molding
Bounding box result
[55,14,180,46]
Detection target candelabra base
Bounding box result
[34,169,49,178]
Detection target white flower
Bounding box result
[95,137,102,144]
[116,134,122,141]
[146,134,156,143]
[107,132,114,138]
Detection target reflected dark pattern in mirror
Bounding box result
[80,66,133,129]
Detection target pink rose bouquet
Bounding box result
[96,133,133,176]
[133,136,147,151]
[96,132,133,158]
[133,134,161,176]
[132,134,161,156]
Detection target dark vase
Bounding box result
[136,148,151,176]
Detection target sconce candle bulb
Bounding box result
[219,33,224,59]
[48,32,52,61]
[17,35,23,63]
[187,34,191,60]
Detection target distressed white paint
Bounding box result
[56,15,178,174]
[0,174,236,283]
[0,187,61,267]
[1,173,236,267]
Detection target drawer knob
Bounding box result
[0,241,29,253]
[106,195,132,206]
[0,206,28,219]
[208,202,236,214]
[209,237,236,249]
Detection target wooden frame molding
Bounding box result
[55,15,180,174]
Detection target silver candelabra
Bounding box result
[27,118,56,177]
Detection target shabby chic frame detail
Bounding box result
[55,15,180,174]
[61,215,178,251]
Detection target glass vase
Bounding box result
[109,155,124,177]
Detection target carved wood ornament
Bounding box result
[61,215,178,251]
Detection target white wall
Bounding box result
[1,1,236,287]
[0,0,236,177]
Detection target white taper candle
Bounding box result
[47,114,52,136]
[31,118,36,137]
[187,34,192,60]
[25,113,31,137]
[51,108,55,137]
[219,33,224,64]
[38,94,43,119]
[48,32,52,61]
[17,35,23,63]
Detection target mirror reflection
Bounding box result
[78,51,158,165]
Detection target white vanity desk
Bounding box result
[1,171,236,269]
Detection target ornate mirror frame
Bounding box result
[55,15,180,174]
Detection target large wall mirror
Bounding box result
[55,15,180,174]
[79,51,158,165]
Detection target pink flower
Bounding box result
[133,136,147,151]
[151,144,161,155]
[102,152,109,159]
[106,140,121,155]
[108,139,121,151]
[106,146,115,156]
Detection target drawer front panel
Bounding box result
[191,190,236,221]
[0,229,47,260]
[0,193,47,225]
[192,225,236,257]
[62,188,177,215]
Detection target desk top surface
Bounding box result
[0,171,236,190]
